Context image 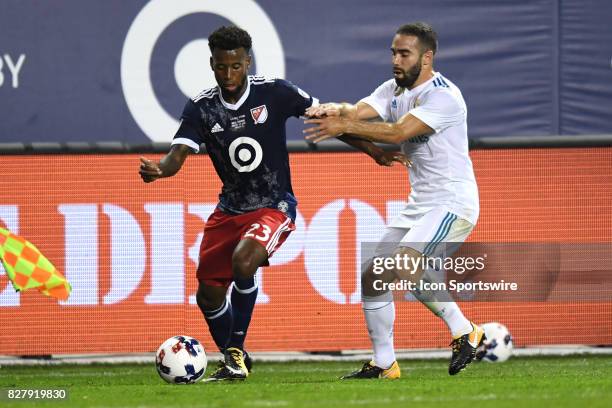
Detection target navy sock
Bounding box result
[203,299,233,352]
[228,277,258,350]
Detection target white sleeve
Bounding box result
[359,80,395,122]
[409,90,466,133]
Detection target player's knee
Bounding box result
[196,287,224,312]
[361,256,401,297]
[231,239,267,280]
[361,267,389,298]
[361,279,375,298]
[231,251,259,280]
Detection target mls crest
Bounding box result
[250,105,268,124]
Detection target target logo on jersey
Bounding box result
[229,137,263,172]
[250,105,269,124]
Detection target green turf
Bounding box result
[1,356,611,408]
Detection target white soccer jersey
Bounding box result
[361,72,479,225]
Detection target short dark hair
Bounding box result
[396,22,438,55]
[208,26,252,53]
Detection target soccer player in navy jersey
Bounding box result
[138,26,319,381]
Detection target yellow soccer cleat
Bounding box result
[341,360,401,379]
[449,322,486,375]
[205,347,249,382]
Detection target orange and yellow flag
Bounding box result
[0,227,71,300]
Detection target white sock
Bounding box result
[363,296,396,369]
[422,301,472,337]
[412,267,472,337]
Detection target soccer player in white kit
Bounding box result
[304,22,485,378]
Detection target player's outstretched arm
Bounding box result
[139,144,192,183]
[305,102,355,119]
[304,100,425,145]
[304,112,432,145]
[305,101,377,120]
[305,102,409,166]
[337,135,411,167]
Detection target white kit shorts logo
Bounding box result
[250,105,268,124]
[121,0,285,142]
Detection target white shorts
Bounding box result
[375,207,474,258]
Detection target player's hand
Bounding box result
[304,103,342,118]
[303,117,346,143]
[139,156,163,183]
[372,150,412,167]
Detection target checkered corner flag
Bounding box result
[0,227,71,300]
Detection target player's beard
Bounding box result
[222,76,248,98]
[394,61,422,89]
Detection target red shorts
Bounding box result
[196,207,295,287]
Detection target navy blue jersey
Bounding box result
[172,76,316,220]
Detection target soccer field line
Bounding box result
[237,392,610,406]
[115,392,610,408]
[1,358,609,380]
[2,346,611,366]
[340,393,576,404]
[337,390,609,405]
[250,360,611,372]
[251,401,290,407]
[0,369,148,378]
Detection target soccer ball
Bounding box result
[155,336,207,384]
[475,322,513,363]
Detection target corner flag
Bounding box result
[0,227,71,300]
